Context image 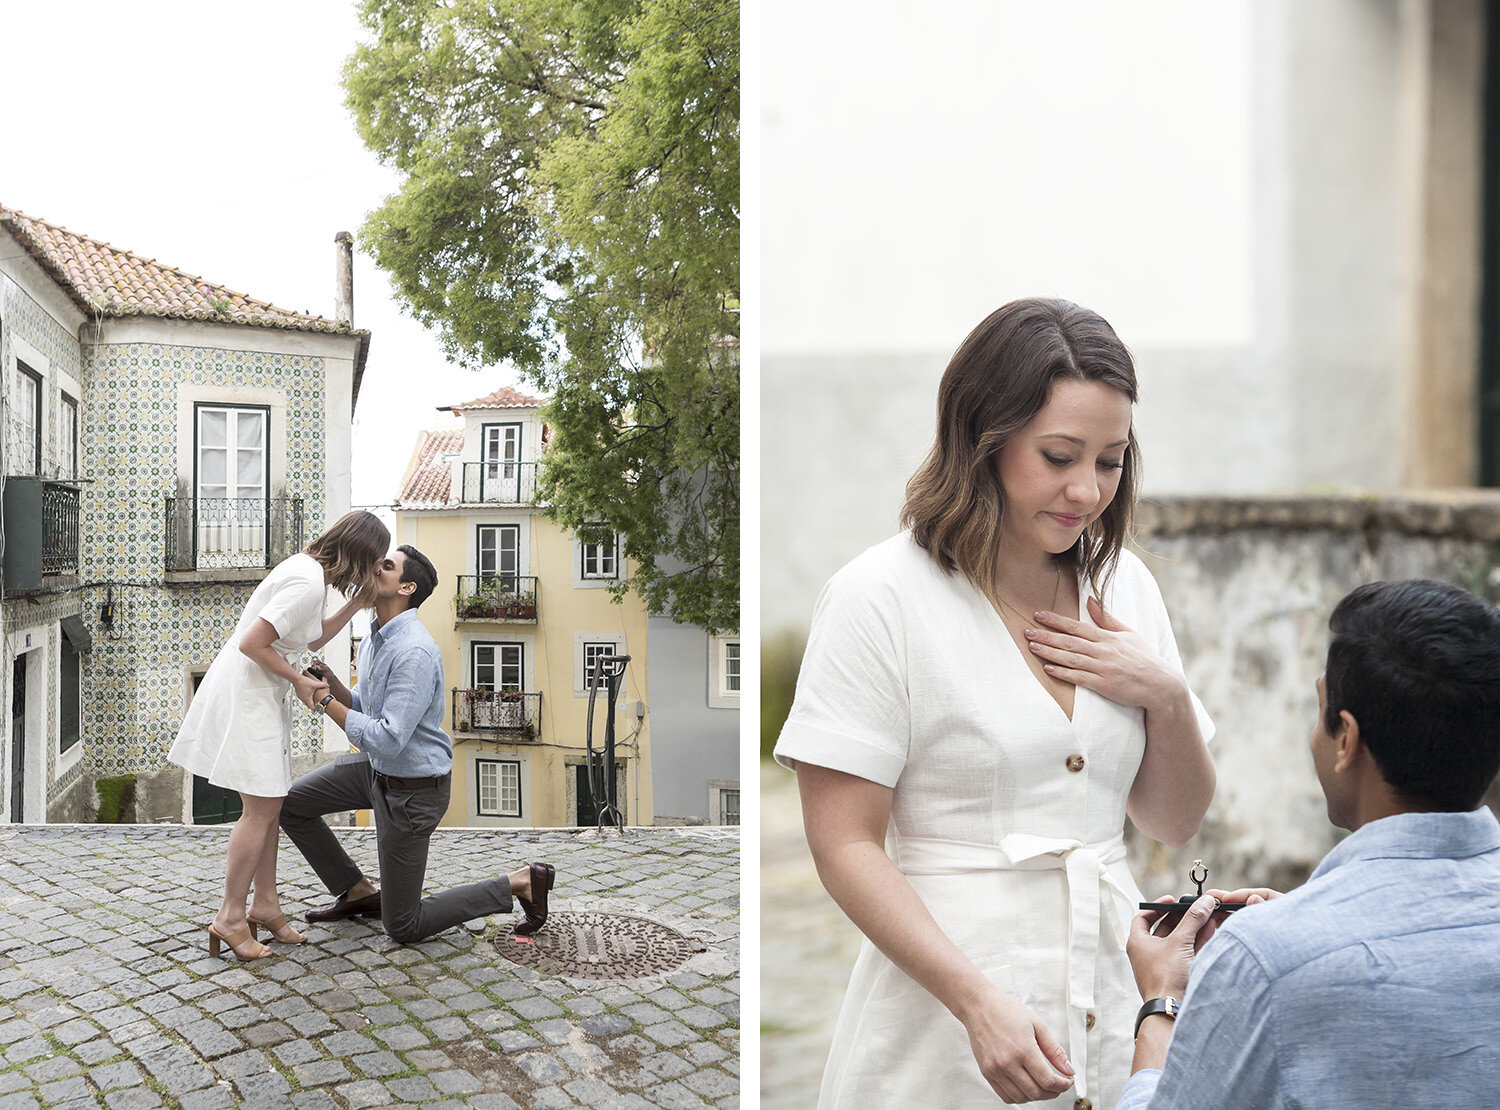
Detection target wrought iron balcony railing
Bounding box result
[1,476,81,588]
[40,480,80,576]
[452,688,541,739]
[454,575,539,622]
[460,461,537,505]
[165,497,304,572]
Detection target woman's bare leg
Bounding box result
[211,793,279,957]
[248,798,305,941]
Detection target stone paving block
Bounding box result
[292,1058,352,1086]
[515,1050,571,1085]
[680,1040,729,1066]
[385,1075,441,1101]
[430,1068,485,1095]
[642,1020,698,1048]
[675,1005,729,1031]
[273,1039,322,1067]
[648,1082,710,1109]
[289,1092,340,1110]
[320,1030,380,1057]
[580,1013,632,1036]
[641,1052,695,1080]
[286,1010,337,1036]
[372,1024,429,1050]
[36,1076,90,1104]
[597,1095,657,1110]
[532,1018,577,1047]
[332,1080,391,1109]
[0,1020,35,1046]
[425,1015,470,1041]
[682,1069,737,1099]
[102,1087,166,1109]
[403,1048,453,1071]
[469,1094,523,1110]
[241,1021,295,1048]
[350,1050,406,1078]
[511,996,565,1021]
[231,1069,295,1103]
[90,1059,147,1091]
[25,1054,83,1082]
[527,1087,574,1110]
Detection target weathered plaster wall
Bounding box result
[1129,493,1500,896]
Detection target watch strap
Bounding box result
[1134,997,1180,1038]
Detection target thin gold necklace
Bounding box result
[994,563,1063,631]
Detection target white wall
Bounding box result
[762,0,1470,633]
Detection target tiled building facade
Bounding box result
[1,205,366,822]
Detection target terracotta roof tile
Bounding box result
[0,204,364,338]
[395,425,465,509]
[450,385,545,411]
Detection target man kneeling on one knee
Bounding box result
[1118,579,1500,1108]
[281,544,555,943]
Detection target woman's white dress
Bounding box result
[168,553,328,798]
[774,535,1213,1109]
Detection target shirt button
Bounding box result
[1085,1011,1096,1030]
[1066,754,1086,773]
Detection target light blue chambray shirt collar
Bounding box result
[1310,805,1500,881]
[367,606,421,645]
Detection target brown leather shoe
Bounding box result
[513,862,555,936]
[305,890,382,922]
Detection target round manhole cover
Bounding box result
[494,911,706,979]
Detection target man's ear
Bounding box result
[1332,709,1362,773]
[398,579,416,596]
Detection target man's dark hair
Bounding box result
[1325,579,1500,811]
[397,544,438,610]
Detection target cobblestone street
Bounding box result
[0,824,738,1109]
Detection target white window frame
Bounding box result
[573,633,627,697]
[572,529,623,589]
[475,758,523,818]
[476,523,521,582]
[473,642,525,692]
[708,632,740,709]
[58,393,78,479]
[11,361,41,477]
[709,780,740,826]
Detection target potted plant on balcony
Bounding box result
[517,589,536,620]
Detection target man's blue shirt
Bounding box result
[1118,807,1500,1108]
[346,608,451,777]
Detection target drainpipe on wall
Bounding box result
[334,231,354,325]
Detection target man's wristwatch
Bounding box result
[1134,997,1180,1038]
[313,693,336,716]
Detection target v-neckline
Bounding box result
[983,565,1090,726]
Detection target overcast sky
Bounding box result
[3,0,522,509]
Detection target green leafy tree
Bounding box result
[346,0,739,632]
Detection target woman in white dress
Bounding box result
[170,510,390,960]
[775,299,1216,1108]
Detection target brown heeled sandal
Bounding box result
[206,922,272,960]
[248,912,306,944]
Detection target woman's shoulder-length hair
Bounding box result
[304,510,390,595]
[900,297,1140,607]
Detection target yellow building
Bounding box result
[392,386,652,827]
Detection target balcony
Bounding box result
[460,461,537,505]
[165,497,304,573]
[0,477,81,590]
[454,575,539,623]
[452,688,541,739]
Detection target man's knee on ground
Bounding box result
[383,916,425,945]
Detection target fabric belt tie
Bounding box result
[894,832,1134,1100]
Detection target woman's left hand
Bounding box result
[1026,597,1183,711]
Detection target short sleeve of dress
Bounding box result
[773,559,911,788]
[259,563,326,650]
[1119,553,1215,745]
